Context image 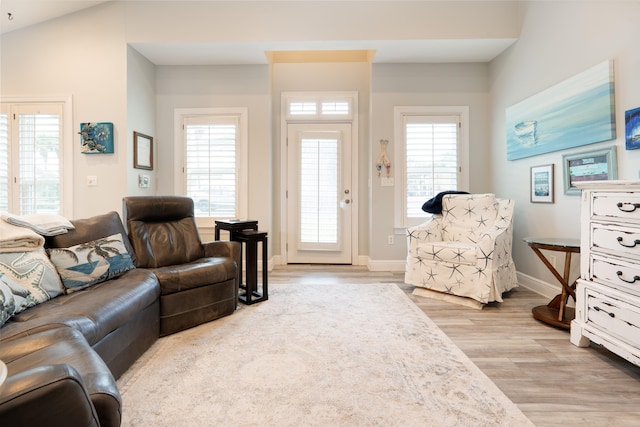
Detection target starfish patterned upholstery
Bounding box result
[405,193,517,304]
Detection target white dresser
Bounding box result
[570,180,640,367]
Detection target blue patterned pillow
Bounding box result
[47,233,135,293]
[0,276,17,327]
[0,249,64,312]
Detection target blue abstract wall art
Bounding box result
[506,60,616,161]
[625,107,640,150]
[80,122,114,154]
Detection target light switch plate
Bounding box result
[381,177,394,186]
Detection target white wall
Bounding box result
[154,64,271,241]
[127,46,157,196]
[370,63,493,264]
[490,1,640,296]
[0,2,129,218]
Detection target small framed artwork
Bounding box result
[625,107,640,150]
[562,146,617,195]
[80,122,114,154]
[530,164,554,203]
[133,131,153,170]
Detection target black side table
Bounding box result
[214,219,258,240]
[235,230,268,305]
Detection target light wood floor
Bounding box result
[268,265,640,427]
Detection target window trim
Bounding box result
[0,95,73,217]
[173,107,248,226]
[393,106,469,229]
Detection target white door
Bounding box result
[287,123,352,264]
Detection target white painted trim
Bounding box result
[366,258,406,272]
[393,106,470,229]
[280,91,359,266]
[173,107,249,224]
[0,95,74,217]
[516,271,562,300]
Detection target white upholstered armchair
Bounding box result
[405,193,518,305]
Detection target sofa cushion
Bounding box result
[0,249,64,312]
[47,233,135,293]
[46,211,138,267]
[0,268,160,346]
[152,257,237,295]
[0,326,122,427]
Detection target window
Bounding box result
[176,108,248,222]
[394,106,469,228]
[285,93,353,121]
[0,101,70,215]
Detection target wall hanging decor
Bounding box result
[79,122,114,154]
[562,146,617,195]
[133,131,153,170]
[625,107,640,150]
[506,60,616,160]
[375,139,391,177]
[530,164,554,203]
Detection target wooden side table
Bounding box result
[524,237,581,329]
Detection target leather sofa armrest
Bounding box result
[203,240,241,260]
[0,364,100,427]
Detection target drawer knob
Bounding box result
[616,202,640,213]
[617,270,640,284]
[593,306,616,318]
[616,236,640,248]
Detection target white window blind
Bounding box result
[0,103,63,215]
[184,115,238,218]
[404,115,459,218]
[299,136,339,247]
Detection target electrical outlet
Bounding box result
[388,235,394,245]
[87,175,98,186]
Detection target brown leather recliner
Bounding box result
[123,196,240,336]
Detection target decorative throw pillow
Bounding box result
[47,233,135,293]
[0,248,65,313]
[0,276,17,327]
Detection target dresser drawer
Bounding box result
[592,192,640,222]
[592,223,640,259]
[585,288,640,349]
[591,254,640,295]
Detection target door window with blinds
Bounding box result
[394,107,468,228]
[0,103,65,214]
[180,110,247,219]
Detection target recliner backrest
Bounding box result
[123,196,204,268]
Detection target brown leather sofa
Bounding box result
[123,196,240,336]
[0,203,240,426]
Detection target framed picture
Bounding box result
[562,146,617,195]
[80,122,114,154]
[530,164,554,203]
[133,131,153,170]
[625,106,640,150]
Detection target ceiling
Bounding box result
[0,0,517,64]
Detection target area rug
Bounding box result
[117,283,534,426]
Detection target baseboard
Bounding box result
[366,259,406,272]
[516,271,562,300]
